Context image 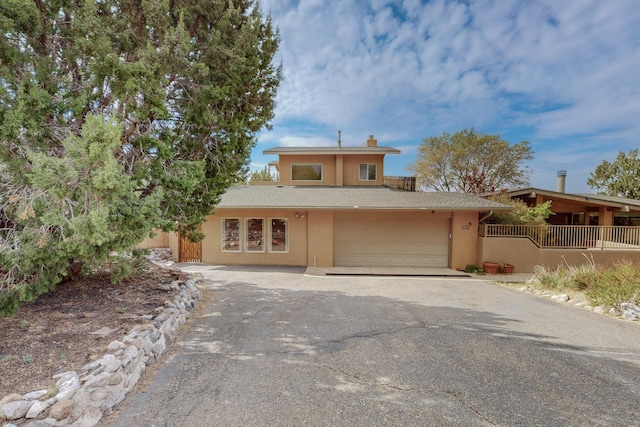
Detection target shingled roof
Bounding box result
[218,185,511,211]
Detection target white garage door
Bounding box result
[334,211,450,267]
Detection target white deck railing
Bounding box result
[479,224,640,249]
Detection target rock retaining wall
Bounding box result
[1,274,202,427]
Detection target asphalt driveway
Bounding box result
[101,266,640,427]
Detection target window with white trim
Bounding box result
[269,218,288,252]
[245,218,264,252]
[292,164,322,181]
[222,218,241,252]
[359,163,377,181]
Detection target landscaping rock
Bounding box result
[0,394,23,407]
[620,302,640,321]
[551,294,569,302]
[1,400,32,420]
[0,272,201,427]
[49,399,74,420]
[25,399,52,418]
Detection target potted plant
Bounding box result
[502,264,515,274]
[482,262,500,274]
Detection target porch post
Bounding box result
[599,207,613,226]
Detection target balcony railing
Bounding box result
[479,224,640,249]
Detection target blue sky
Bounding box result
[252,0,640,193]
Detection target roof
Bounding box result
[575,193,640,207]
[218,185,511,211]
[498,188,640,211]
[263,146,401,155]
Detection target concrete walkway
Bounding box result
[304,265,534,283]
[176,263,534,283]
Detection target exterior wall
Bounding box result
[168,232,179,262]
[450,211,479,270]
[479,236,640,272]
[277,155,337,186]
[137,231,179,262]
[139,209,485,269]
[478,236,543,272]
[336,155,344,186]
[137,231,169,249]
[342,154,385,186]
[307,210,334,267]
[275,153,386,187]
[202,208,308,266]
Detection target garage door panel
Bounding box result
[334,212,450,267]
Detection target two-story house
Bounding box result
[144,135,510,270]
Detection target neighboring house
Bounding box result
[142,135,510,269]
[479,172,640,272]
[503,189,640,226]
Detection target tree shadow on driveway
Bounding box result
[103,281,640,427]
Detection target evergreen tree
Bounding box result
[0,0,281,314]
[249,165,277,182]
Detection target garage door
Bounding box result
[334,211,450,267]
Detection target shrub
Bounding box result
[463,264,485,275]
[0,117,161,316]
[486,194,553,225]
[531,256,640,308]
[581,260,640,307]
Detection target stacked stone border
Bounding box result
[1,272,202,427]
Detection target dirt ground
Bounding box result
[0,262,185,398]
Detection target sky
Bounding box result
[251,0,640,194]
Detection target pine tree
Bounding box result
[0,0,281,314]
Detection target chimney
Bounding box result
[557,170,567,193]
[366,135,377,147]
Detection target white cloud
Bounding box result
[256,0,640,192]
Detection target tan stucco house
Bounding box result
[143,135,510,269]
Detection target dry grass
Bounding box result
[531,254,640,308]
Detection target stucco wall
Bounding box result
[137,231,169,249]
[450,211,479,270]
[203,208,308,266]
[275,153,386,187]
[307,210,334,267]
[137,231,179,262]
[479,236,640,272]
[342,154,385,186]
[277,155,337,186]
[140,209,486,269]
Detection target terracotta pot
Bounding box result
[482,262,500,274]
[502,264,515,274]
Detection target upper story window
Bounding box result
[292,164,322,181]
[359,163,377,181]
